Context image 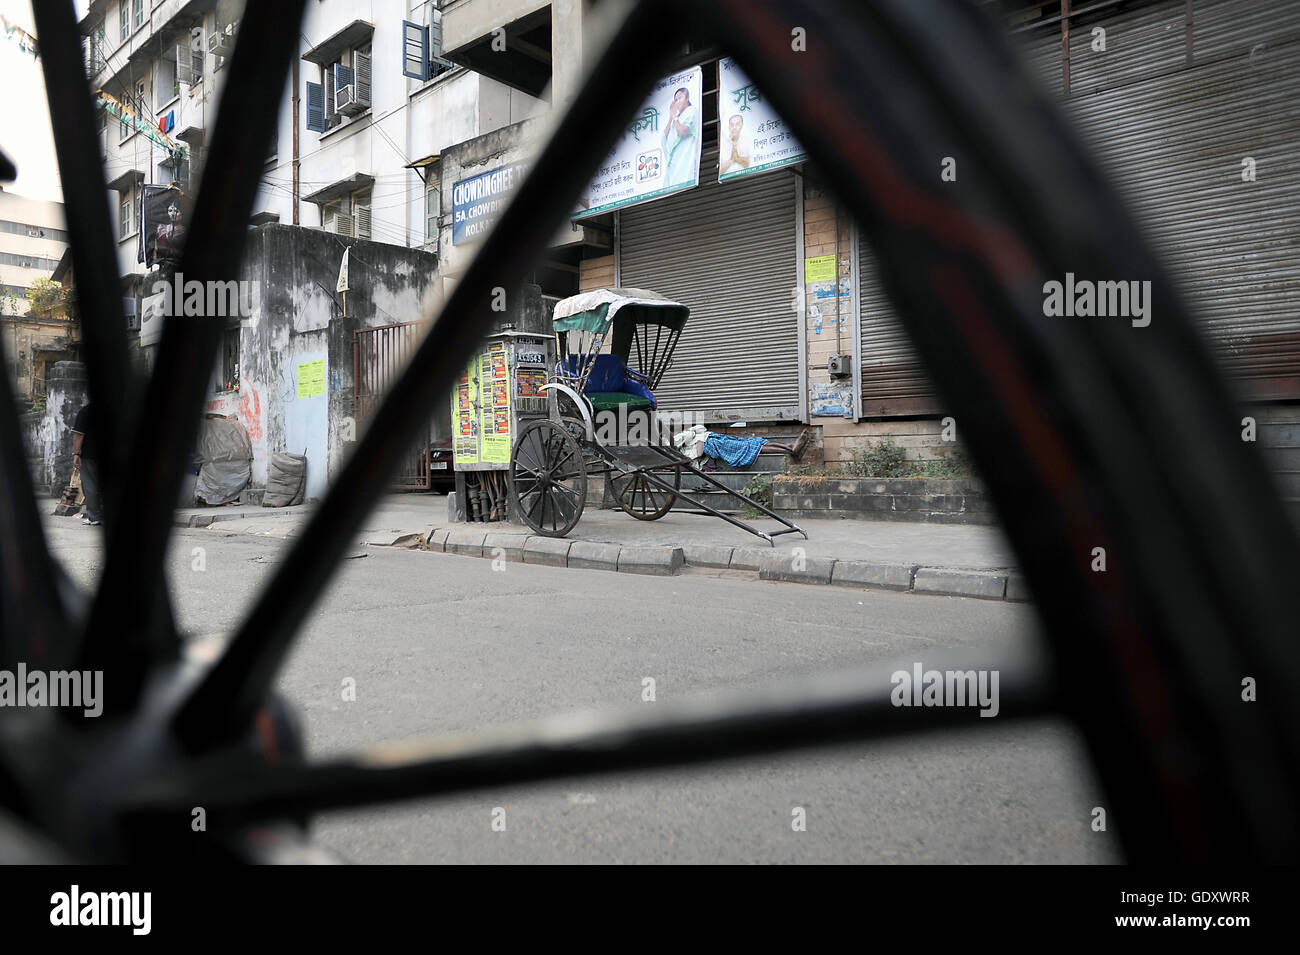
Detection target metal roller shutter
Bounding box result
[859,0,1300,414]
[619,146,800,418]
[858,238,941,417]
[1018,0,1300,399]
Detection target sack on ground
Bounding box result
[264,452,307,507]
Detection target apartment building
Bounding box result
[0,190,70,317]
[0,189,75,402]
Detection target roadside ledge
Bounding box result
[414,526,1028,603]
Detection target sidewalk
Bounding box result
[169,493,1027,603]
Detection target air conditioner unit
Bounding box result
[336,84,357,115]
[208,27,236,58]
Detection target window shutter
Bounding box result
[429,15,453,78]
[191,28,204,82]
[176,45,195,85]
[402,21,428,80]
[306,81,324,132]
[355,52,371,107]
[335,63,355,95]
[323,67,336,126]
[355,200,372,240]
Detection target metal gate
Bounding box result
[354,320,432,489]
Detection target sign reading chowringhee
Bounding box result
[451,161,531,246]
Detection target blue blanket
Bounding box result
[702,433,766,468]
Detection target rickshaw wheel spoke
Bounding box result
[509,419,587,538]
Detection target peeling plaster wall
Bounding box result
[39,361,88,496]
[225,225,437,498]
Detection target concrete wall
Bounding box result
[199,224,438,499]
[32,361,89,497]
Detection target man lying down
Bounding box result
[673,424,811,468]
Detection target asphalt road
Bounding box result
[43,515,1121,864]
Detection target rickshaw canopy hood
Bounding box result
[551,288,690,335]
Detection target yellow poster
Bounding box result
[479,344,511,463]
[804,254,836,284]
[452,362,479,465]
[296,358,326,398]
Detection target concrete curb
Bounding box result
[174,507,310,528]
[913,568,1008,600]
[617,545,685,576]
[398,525,1027,603]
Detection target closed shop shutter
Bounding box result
[619,146,800,418]
[860,0,1300,413]
[858,238,942,417]
[1019,0,1300,399]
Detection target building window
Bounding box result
[322,200,354,237]
[219,326,240,392]
[353,191,372,240]
[119,192,134,240]
[120,2,129,44]
[132,0,143,32]
[402,11,454,83]
[137,80,148,114]
[425,170,439,243]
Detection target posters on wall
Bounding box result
[296,359,326,399]
[717,57,807,182]
[452,342,513,467]
[572,66,703,219]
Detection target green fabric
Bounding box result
[553,303,612,334]
[585,391,653,411]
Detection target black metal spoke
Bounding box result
[31,0,132,502]
[0,367,67,667]
[125,652,1053,829]
[80,0,311,715]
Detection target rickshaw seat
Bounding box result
[561,353,657,410]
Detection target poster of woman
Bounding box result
[661,86,699,189]
[574,66,703,218]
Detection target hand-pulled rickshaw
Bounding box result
[508,288,807,543]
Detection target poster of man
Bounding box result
[137,183,188,273]
[717,57,807,182]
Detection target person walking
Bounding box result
[71,403,102,526]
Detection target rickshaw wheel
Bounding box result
[509,418,588,537]
[609,466,680,521]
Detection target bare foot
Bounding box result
[791,429,812,460]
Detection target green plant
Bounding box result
[845,439,973,478]
[913,452,972,478]
[25,278,67,317]
[739,473,772,516]
[848,438,910,477]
